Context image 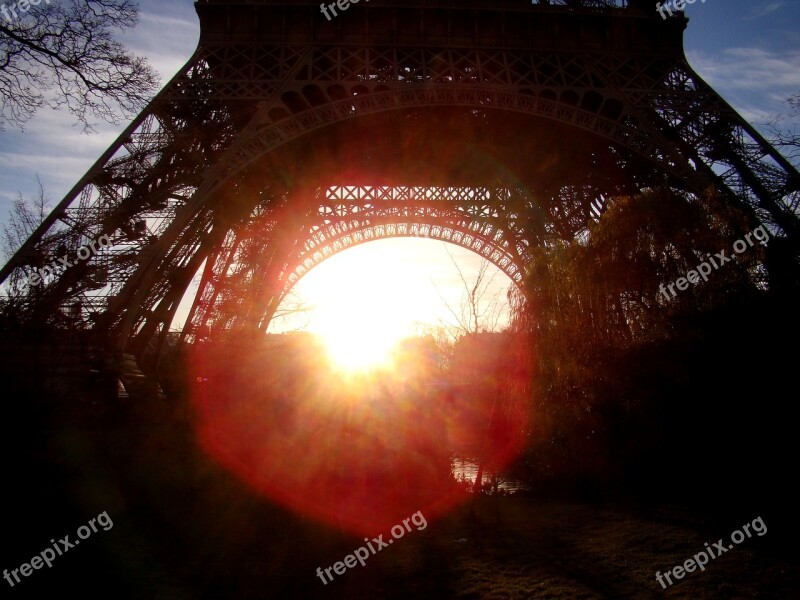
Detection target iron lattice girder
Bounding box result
[191,41,797,239]
[1,1,798,359]
[184,185,535,343]
[184,188,306,344]
[0,56,240,331]
[196,47,709,195]
[289,184,532,287]
[197,1,652,54]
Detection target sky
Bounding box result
[0,0,798,339]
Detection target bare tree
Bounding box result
[2,176,49,259]
[409,320,453,370]
[1,177,49,296]
[0,0,159,132]
[434,244,507,341]
[267,290,315,332]
[764,93,800,168]
[431,245,513,495]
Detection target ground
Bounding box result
[2,398,796,600]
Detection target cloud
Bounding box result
[687,47,800,91]
[686,47,800,126]
[744,2,786,20]
[118,8,199,81]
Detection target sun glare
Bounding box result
[297,242,419,373]
[268,239,513,374]
[314,308,403,373]
[310,270,410,372]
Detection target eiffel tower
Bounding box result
[1,0,798,369]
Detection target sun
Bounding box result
[266,238,514,374]
[278,240,438,374]
[303,246,413,372]
[314,307,403,373]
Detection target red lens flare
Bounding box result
[188,334,530,536]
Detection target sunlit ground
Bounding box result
[267,238,513,373]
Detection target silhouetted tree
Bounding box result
[513,187,768,492]
[1,178,49,299]
[765,93,800,168]
[0,0,159,131]
[436,246,507,341]
[2,177,49,258]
